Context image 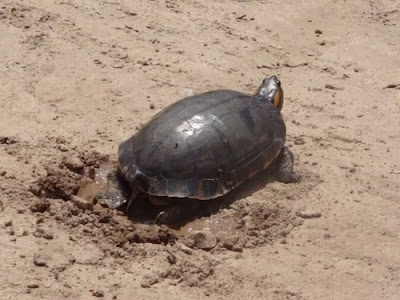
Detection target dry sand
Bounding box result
[1,0,400,299]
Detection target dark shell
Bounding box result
[118,89,286,199]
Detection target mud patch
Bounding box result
[180,214,240,237]
[29,152,305,254]
[29,151,109,200]
[29,163,82,200]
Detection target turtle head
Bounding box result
[255,76,284,110]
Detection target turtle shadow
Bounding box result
[120,159,287,228]
[175,166,281,227]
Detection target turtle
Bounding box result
[113,75,298,224]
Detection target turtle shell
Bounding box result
[118,88,286,200]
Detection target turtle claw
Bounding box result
[153,206,182,225]
[125,187,139,213]
[154,211,166,225]
[153,200,201,225]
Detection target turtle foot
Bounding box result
[276,146,300,183]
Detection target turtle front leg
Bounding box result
[276,146,300,183]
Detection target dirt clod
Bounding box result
[141,274,159,288]
[0,136,18,145]
[33,253,48,267]
[92,290,104,297]
[296,210,322,219]
[63,155,85,173]
[30,199,51,213]
[294,137,306,145]
[186,231,217,250]
[27,283,39,289]
[33,227,54,240]
[219,234,245,252]
[71,195,93,210]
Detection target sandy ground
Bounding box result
[1,0,400,299]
